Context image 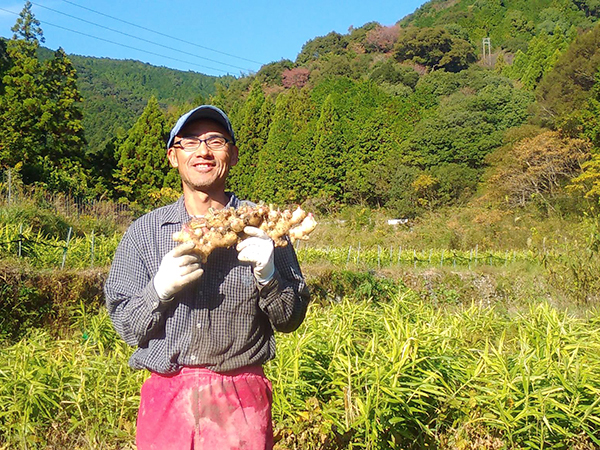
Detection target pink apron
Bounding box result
[136,366,273,450]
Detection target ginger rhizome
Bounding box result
[172,205,317,262]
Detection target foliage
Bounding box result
[401,80,534,168]
[253,87,316,204]
[71,55,219,155]
[228,80,273,199]
[3,0,600,218]
[394,26,477,73]
[368,59,420,88]
[296,32,349,65]
[535,22,600,125]
[402,0,598,54]
[113,96,179,208]
[486,130,592,208]
[3,284,600,448]
[256,59,295,86]
[0,4,89,196]
[364,25,401,53]
[282,67,311,88]
[502,29,572,89]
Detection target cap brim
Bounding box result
[167,105,235,148]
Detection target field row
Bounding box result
[0,224,542,269]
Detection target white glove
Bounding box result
[237,226,275,284]
[153,242,204,300]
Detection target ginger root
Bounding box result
[172,204,317,262]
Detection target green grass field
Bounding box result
[1,200,599,448]
[1,276,600,449]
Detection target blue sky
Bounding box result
[0,0,428,77]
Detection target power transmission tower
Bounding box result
[482,37,491,66]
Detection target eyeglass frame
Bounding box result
[172,135,232,152]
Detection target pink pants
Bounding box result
[136,366,273,450]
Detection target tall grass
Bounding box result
[2,292,599,449]
[0,307,145,450]
[270,294,600,449]
[0,223,121,268]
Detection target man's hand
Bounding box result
[237,226,275,284]
[153,242,204,300]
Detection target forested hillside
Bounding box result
[70,55,222,154]
[1,0,600,221]
[31,47,225,165]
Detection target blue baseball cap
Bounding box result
[167,105,236,149]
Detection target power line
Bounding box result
[0,7,233,75]
[30,1,255,73]
[60,0,265,66]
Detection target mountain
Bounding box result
[2,0,599,216]
[401,0,598,53]
[70,55,228,154]
[32,45,226,154]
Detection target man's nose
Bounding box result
[193,141,212,156]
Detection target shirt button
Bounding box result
[196,322,202,329]
[190,355,196,361]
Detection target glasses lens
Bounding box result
[180,137,200,149]
[176,136,229,151]
[206,137,227,150]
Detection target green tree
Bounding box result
[228,80,272,200]
[0,39,10,93]
[254,88,315,204]
[404,82,533,168]
[114,96,174,207]
[255,59,294,86]
[536,22,600,124]
[296,32,349,65]
[502,29,571,89]
[344,107,396,206]
[565,70,600,201]
[311,94,346,201]
[369,59,420,88]
[0,1,47,181]
[394,27,476,72]
[38,48,88,194]
[0,3,89,195]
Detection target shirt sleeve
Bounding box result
[104,229,168,347]
[257,240,310,333]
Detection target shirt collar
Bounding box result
[160,193,242,225]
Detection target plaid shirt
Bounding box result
[104,194,310,375]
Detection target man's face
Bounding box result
[167,119,238,196]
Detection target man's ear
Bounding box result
[229,145,239,167]
[167,147,179,168]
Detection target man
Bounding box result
[104,105,310,450]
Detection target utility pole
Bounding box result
[482,37,491,66]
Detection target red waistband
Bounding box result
[153,365,265,379]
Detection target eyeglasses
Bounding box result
[173,135,231,151]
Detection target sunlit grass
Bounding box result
[2,293,599,449]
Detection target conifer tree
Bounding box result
[254,88,315,204]
[311,94,346,202]
[38,48,88,194]
[228,80,272,200]
[114,96,173,207]
[0,2,88,194]
[345,107,395,205]
[0,1,46,180]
